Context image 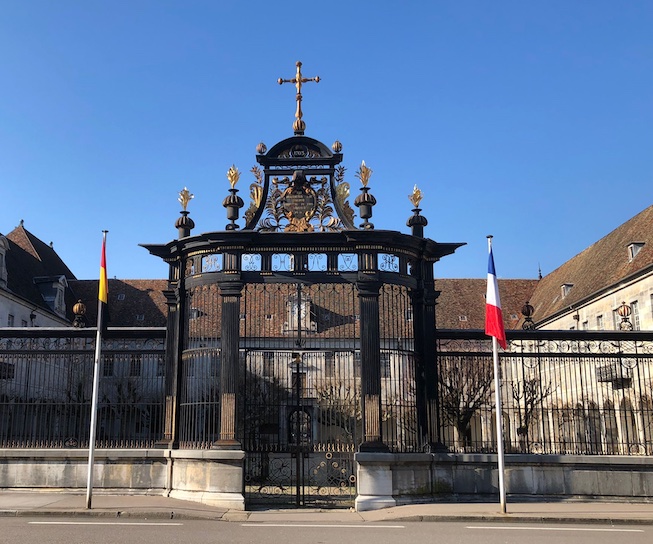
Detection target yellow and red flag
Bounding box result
[97,231,109,332]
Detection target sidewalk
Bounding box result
[1,491,653,525]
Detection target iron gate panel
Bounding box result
[241,282,360,507]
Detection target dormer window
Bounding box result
[628,242,645,262]
[33,275,68,318]
[561,283,573,298]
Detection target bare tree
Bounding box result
[314,378,361,446]
[510,376,553,452]
[438,355,494,450]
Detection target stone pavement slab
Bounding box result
[1,492,652,524]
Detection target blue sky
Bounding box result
[1,1,652,281]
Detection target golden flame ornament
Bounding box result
[355,160,372,187]
[227,165,240,188]
[409,185,423,208]
[178,187,194,211]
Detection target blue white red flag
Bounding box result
[485,238,507,349]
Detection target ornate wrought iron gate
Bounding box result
[241,282,359,507]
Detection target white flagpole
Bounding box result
[486,235,507,514]
[492,335,507,514]
[86,231,107,509]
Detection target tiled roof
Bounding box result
[69,279,168,328]
[529,204,653,324]
[4,224,77,315]
[434,278,539,330]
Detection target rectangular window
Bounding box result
[291,372,306,394]
[613,309,621,330]
[381,351,391,378]
[582,321,589,330]
[129,355,142,377]
[631,301,641,331]
[21,320,27,327]
[0,361,15,380]
[156,356,165,377]
[325,352,335,377]
[102,355,114,377]
[7,314,14,327]
[353,351,361,376]
[210,354,220,378]
[263,352,274,377]
[596,315,604,330]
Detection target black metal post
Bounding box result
[215,277,243,448]
[357,269,388,452]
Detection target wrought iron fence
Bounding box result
[437,330,653,456]
[0,328,166,448]
[2,327,652,456]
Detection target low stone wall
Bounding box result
[3,450,652,512]
[355,452,653,511]
[0,449,245,510]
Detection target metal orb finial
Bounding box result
[521,301,535,330]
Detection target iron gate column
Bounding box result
[215,268,243,448]
[410,282,429,449]
[159,258,185,448]
[423,263,443,449]
[357,272,388,451]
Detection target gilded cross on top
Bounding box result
[278,61,320,134]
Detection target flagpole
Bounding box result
[486,235,507,514]
[492,335,507,514]
[86,230,108,509]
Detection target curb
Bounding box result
[389,514,653,525]
[2,509,653,525]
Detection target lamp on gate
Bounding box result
[72,300,87,328]
[521,301,535,330]
[617,301,633,331]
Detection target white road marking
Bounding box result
[243,523,405,528]
[467,525,644,533]
[28,521,183,526]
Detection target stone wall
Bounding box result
[355,452,653,511]
[2,450,652,512]
[0,449,245,510]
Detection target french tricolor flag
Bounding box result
[485,237,507,349]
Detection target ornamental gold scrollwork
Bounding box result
[244,166,264,225]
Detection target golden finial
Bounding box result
[227,165,240,188]
[355,160,373,187]
[409,185,423,208]
[178,187,194,211]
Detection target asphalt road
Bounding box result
[1,518,651,544]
